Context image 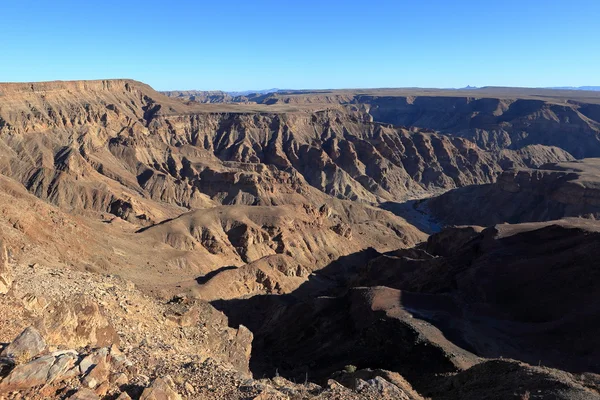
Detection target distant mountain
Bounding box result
[161,88,284,103]
[227,88,281,96]
[548,86,600,91]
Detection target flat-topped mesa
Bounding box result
[0,79,188,132]
[0,79,153,95]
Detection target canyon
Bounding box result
[1,80,600,399]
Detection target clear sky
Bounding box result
[1,0,599,91]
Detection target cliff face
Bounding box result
[232,90,600,159]
[427,158,600,226]
[359,96,600,158]
[147,110,515,203]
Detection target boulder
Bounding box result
[21,293,50,313]
[164,301,253,374]
[1,327,47,363]
[0,352,77,392]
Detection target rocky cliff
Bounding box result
[427,158,600,226]
[236,89,600,158]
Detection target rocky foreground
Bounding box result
[1,243,425,400]
[2,80,600,399]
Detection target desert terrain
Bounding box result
[1,79,600,399]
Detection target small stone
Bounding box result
[184,381,195,394]
[82,359,109,389]
[140,375,182,400]
[68,388,100,400]
[95,380,111,396]
[110,372,129,386]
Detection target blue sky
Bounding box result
[1,0,599,90]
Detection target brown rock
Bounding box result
[355,377,413,399]
[68,388,100,400]
[94,380,111,396]
[110,372,129,386]
[36,295,119,348]
[21,293,50,313]
[335,368,423,399]
[82,358,110,389]
[140,375,182,400]
[79,347,109,375]
[0,240,12,295]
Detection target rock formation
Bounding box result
[427,158,600,226]
[240,88,600,158]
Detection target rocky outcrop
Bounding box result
[333,368,424,400]
[424,226,483,256]
[164,298,253,374]
[209,217,600,398]
[0,327,173,399]
[425,359,600,400]
[35,295,120,348]
[213,285,479,386]
[354,219,600,375]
